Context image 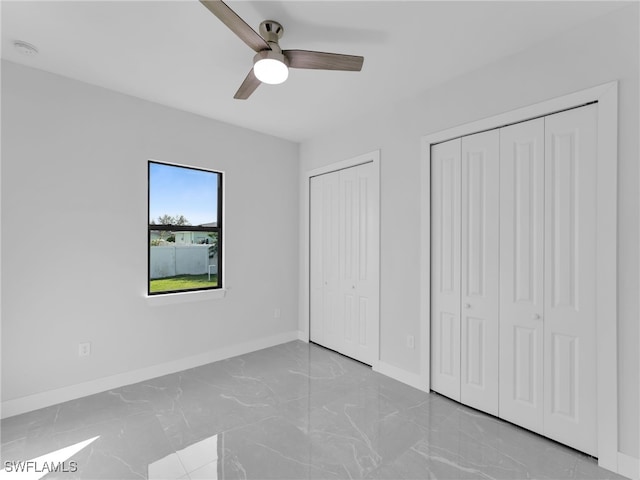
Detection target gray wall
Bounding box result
[1,61,299,402]
[298,5,639,457]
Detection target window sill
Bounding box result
[145,289,226,306]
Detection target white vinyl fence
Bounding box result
[150,245,218,279]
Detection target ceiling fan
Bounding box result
[200,0,365,99]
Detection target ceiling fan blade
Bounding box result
[234,68,261,99]
[284,50,364,71]
[200,0,270,52]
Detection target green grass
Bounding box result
[150,274,218,293]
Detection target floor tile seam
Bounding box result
[178,376,268,396]
[362,456,407,480]
[48,396,159,424]
[30,412,140,440]
[114,410,184,469]
[306,425,374,451]
[1,436,28,448]
[171,446,193,479]
[101,449,148,480]
[0,438,28,464]
[251,440,344,479]
[184,457,218,478]
[200,413,282,439]
[394,407,453,434]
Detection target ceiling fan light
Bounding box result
[253,51,289,85]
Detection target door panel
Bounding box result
[499,118,545,433]
[543,105,597,456]
[310,173,341,352]
[465,316,485,387]
[430,138,462,401]
[460,130,500,415]
[310,161,378,367]
[339,162,378,365]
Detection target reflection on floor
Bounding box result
[0,341,625,479]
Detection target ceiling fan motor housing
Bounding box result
[253,49,289,67]
[259,20,284,45]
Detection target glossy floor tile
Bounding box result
[0,341,626,479]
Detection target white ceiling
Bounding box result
[1,1,629,142]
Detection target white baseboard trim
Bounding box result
[617,452,639,480]
[1,330,300,420]
[374,361,429,393]
[297,330,308,342]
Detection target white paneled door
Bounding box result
[499,118,545,434]
[543,105,597,456]
[430,139,462,401]
[310,161,379,366]
[431,104,598,456]
[310,172,339,352]
[460,131,500,416]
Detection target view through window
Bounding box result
[148,161,222,295]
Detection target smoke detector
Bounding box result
[14,41,38,57]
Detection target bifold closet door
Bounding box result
[543,105,597,456]
[499,118,545,434]
[310,162,379,366]
[338,162,379,365]
[430,132,500,410]
[460,130,500,415]
[430,138,462,401]
[310,172,340,353]
[430,104,599,456]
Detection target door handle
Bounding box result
[464,303,471,309]
[352,285,356,289]
[532,313,541,320]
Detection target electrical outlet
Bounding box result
[78,342,91,357]
[274,308,281,319]
[407,335,415,349]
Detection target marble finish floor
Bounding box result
[0,341,625,479]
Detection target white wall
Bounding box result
[1,61,299,404]
[299,5,639,458]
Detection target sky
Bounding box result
[149,162,218,226]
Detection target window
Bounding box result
[148,161,222,295]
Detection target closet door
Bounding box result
[310,162,379,366]
[460,131,500,415]
[499,118,545,434]
[430,138,462,401]
[543,105,597,456]
[310,172,340,353]
[338,162,379,365]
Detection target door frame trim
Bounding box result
[302,150,381,370]
[420,82,618,471]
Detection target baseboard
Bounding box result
[1,330,300,419]
[297,330,308,342]
[617,452,639,480]
[374,361,429,392]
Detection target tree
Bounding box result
[154,214,190,226]
[151,214,190,241]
